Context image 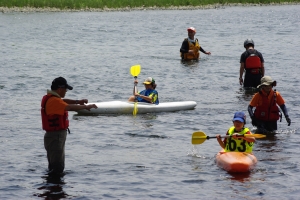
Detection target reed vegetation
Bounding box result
[0,0,299,10]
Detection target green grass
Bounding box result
[0,0,299,9]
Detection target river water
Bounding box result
[0,5,299,199]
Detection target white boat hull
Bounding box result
[76,101,197,114]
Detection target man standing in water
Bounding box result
[239,39,265,89]
[180,27,211,60]
[41,77,97,176]
[248,76,291,133]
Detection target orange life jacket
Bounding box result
[181,38,200,60]
[254,90,280,121]
[41,95,69,131]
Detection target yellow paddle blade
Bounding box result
[133,102,138,116]
[191,131,208,145]
[130,65,141,77]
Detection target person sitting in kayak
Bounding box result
[216,112,255,153]
[128,77,159,105]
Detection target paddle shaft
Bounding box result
[207,136,224,139]
[195,135,258,140]
[133,76,138,96]
[191,131,265,145]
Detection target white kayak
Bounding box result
[76,101,197,114]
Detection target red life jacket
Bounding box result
[254,90,280,121]
[41,95,69,131]
[245,50,262,74]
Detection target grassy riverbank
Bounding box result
[0,0,299,11]
[0,0,300,12]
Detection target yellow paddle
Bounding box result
[130,65,141,116]
[191,131,266,145]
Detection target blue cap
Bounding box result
[233,112,246,124]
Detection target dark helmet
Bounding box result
[244,39,254,48]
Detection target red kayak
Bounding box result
[216,149,257,173]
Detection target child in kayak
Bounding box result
[128,77,159,105]
[216,112,255,153]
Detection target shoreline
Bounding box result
[1,2,299,13]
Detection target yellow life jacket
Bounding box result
[181,38,200,60]
[224,126,254,153]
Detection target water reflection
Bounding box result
[254,127,277,136]
[236,87,257,102]
[228,172,251,182]
[255,134,278,145]
[180,59,200,68]
[125,132,168,139]
[36,173,71,199]
[128,113,158,131]
[244,87,259,94]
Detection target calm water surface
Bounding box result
[0,5,299,199]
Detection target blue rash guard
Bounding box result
[136,89,159,105]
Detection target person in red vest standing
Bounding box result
[41,77,97,176]
[248,76,291,133]
[239,39,265,89]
